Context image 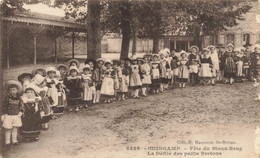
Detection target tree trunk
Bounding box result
[153,36,160,54]
[120,1,131,59]
[132,27,137,55]
[86,0,101,60]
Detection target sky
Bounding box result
[23,2,65,17]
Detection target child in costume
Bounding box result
[65,66,82,112]
[199,48,213,86]
[85,59,97,103]
[178,52,189,88]
[117,60,129,101]
[21,84,42,142]
[93,58,105,104]
[140,56,152,96]
[101,60,115,103]
[32,74,52,130]
[151,54,161,93]
[208,45,220,85]
[234,47,248,83]
[188,46,200,86]
[81,64,94,107]
[159,51,171,91]
[130,59,142,98]
[45,67,59,117]
[112,60,120,101]
[170,50,180,88]
[250,44,260,80]
[223,43,237,84]
[1,80,23,145]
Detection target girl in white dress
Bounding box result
[178,53,189,88]
[81,64,94,107]
[130,59,142,98]
[140,56,152,96]
[101,60,115,103]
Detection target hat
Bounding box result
[243,42,252,47]
[31,67,46,77]
[153,54,159,58]
[252,44,260,50]
[56,64,69,72]
[46,67,57,73]
[104,59,112,65]
[67,59,80,68]
[189,45,199,52]
[82,64,90,71]
[69,66,79,74]
[226,43,234,49]
[202,48,210,53]
[18,73,33,82]
[6,80,23,93]
[144,53,153,57]
[96,58,104,63]
[137,58,144,63]
[158,49,167,57]
[123,57,132,61]
[180,50,188,56]
[207,45,216,50]
[216,44,225,48]
[24,83,39,93]
[84,59,96,65]
[164,48,170,54]
[32,74,46,85]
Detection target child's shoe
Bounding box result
[85,104,89,108]
[75,107,79,112]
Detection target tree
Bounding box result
[177,0,253,48]
[53,0,101,60]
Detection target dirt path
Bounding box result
[2,82,260,158]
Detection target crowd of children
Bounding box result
[2,43,260,146]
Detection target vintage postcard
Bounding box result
[0,0,260,158]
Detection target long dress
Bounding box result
[178,58,189,82]
[46,78,59,106]
[199,55,213,78]
[140,63,152,85]
[223,51,237,78]
[250,52,260,79]
[64,76,82,106]
[235,54,247,77]
[101,68,115,96]
[82,74,93,101]
[118,67,129,93]
[171,56,179,76]
[21,96,42,140]
[129,65,142,88]
[151,61,160,89]
[210,51,220,77]
[38,89,52,123]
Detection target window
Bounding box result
[226,34,234,45]
[243,33,250,44]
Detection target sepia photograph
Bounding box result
[0,0,260,157]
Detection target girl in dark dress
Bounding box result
[64,66,82,112]
[223,43,237,84]
[21,84,42,142]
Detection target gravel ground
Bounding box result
[1,81,260,158]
